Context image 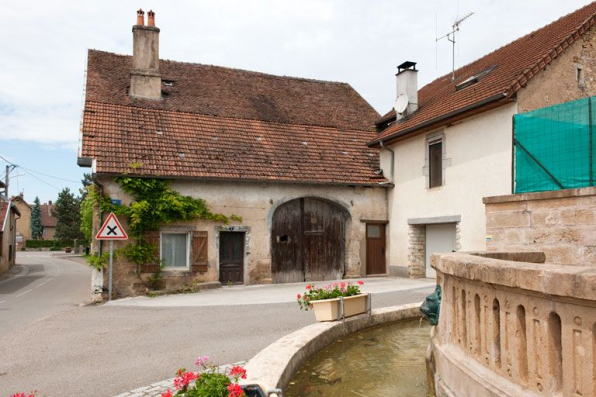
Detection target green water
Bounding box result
[285,318,431,397]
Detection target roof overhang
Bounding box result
[78,157,93,167]
[93,172,394,189]
[369,93,511,148]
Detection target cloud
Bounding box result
[0,0,591,149]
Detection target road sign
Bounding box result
[96,212,128,240]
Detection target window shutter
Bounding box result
[191,231,208,273]
[141,231,161,273]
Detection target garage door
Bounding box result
[425,223,456,278]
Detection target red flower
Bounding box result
[161,391,173,397]
[357,280,364,286]
[173,371,198,390]
[306,284,312,290]
[230,365,247,379]
[297,293,301,299]
[227,383,245,397]
[340,282,346,289]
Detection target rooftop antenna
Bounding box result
[436,11,474,81]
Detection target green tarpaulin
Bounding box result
[514,97,595,193]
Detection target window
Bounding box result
[429,140,443,188]
[161,232,189,268]
[367,225,381,238]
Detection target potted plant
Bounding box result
[297,281,368,322]
[160,355,250,397]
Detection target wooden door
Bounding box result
[303,198,344,281]
[366,223,386,275]
[219,232,244,284]
[271,197,346,283]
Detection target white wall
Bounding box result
[382,102,517,273]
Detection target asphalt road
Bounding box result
[0,251,91,335]
[0,252,434,397]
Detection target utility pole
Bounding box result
[4,165,8,197]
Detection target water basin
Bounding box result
[285,318,431,396]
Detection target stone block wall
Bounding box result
[484,187,596,265]
[431,252,596,397]
[407,224,425,278]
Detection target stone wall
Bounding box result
[95,176,388,298]
[484,187,596,265]
[430,251,596,397]
[407,224,425,278]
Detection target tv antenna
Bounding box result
[436,11,474,81]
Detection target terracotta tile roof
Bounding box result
[370,2,596,146]
[85,50,379,132]
[81,51,385,185]
[0,201,7,232]
[81,102,385,185]
[40,204,57,227]
[0,198,20,232]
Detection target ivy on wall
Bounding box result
[84,177,241,287]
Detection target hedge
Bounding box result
[25,240,72,249]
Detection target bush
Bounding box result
[26,240,55,249]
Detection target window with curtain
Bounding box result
[161,233,189,268]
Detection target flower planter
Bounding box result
[310,293,369,322]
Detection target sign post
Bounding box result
[95,212,128,301]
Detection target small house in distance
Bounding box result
[78,10,389,297]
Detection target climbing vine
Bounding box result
[87,177,241,289]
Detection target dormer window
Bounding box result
[455,65,497,91]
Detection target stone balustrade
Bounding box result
[430,251,596,397]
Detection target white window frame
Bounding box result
[160,231,191,270]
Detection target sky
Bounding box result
[0,0,592,203]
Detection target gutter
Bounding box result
[92,174,105,256]
[369,93,510,147]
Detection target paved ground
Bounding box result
[0,251,91,335]
[0,252,436,397]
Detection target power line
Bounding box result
[17,165,80,184]
[20,170,60,190]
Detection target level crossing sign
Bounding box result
[96,212,128,240]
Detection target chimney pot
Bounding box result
[136,9,145,26]
[147,10,155,27]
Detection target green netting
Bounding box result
[514,96,595,193]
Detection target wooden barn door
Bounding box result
[219,232,244,284]
[272,198,346,283]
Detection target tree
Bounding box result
[79,173,92,199]
[30,196,42,240]
[55,188,85,242]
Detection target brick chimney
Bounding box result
[130,9,161,100]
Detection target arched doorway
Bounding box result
[271,197,348,283]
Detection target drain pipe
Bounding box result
[379,140,394,184]
[91,173,105,257]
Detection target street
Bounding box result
[0,252,435,397]
[0,251,91,335]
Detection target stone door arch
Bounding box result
[271,197,348,283]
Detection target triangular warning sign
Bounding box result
[96,212,129,240]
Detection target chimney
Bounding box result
[130,9,161,100]
[394,61,418,121]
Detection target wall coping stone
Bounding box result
[483,186,596,204]
[240,303,423,395]
[434,252,596,301]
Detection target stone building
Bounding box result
[371,2,596,279]
[0,190,20,274]
[39,201,57,240]
[78,11,389,296]
[11,194,31,249]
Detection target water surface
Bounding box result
[285,318,431,397]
